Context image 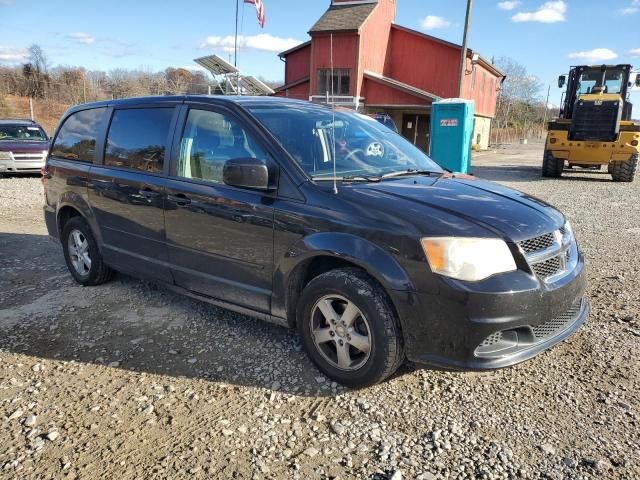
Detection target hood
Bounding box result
[0,140,49,154]
[339,174,565,242]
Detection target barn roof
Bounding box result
[309,3,377,33]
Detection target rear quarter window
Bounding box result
[104,108,173,173]
[51,108,106,162]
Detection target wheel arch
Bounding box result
[55,194,102,245]
[274,232,414,328]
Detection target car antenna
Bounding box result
[330,32,338,194]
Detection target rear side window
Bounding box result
[104,108,173,173]
[51,108,106,162]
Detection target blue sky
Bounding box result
[1,0,639,105]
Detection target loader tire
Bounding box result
[610,154,638,183]
[542,150,564,178]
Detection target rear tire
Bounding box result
[61,216,113,286]
[610,154,638,182]
[542,150,564,177]
[297,268,404,388]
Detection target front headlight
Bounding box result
[421,237,517,282]
[0,151,11,160]
[42,149,49,157]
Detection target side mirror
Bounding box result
[558,75,566,89]
[635,75,640,88]
[223,157,273,191]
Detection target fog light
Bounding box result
[550,138,557,144]
[631,140,639,147]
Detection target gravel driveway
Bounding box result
[1,144,638,479]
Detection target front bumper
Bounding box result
[0,152,46,173]
[546,130,640,164]
[393,249,588,370]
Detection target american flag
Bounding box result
[244,0,266,28]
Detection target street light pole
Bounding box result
[458,0,473,98]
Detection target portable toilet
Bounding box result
[429,99,474,174]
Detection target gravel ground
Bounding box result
[1,144,639,479]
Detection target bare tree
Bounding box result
[22,44,50,98]
[493,57,545,143]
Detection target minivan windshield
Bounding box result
[0,125,48,142]
[247,103,442,180]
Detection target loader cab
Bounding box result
[559,64,633,121]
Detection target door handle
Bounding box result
[167,193,191,206]
[139,188,161,198]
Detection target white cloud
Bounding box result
[512,0,567,23]
[200,34,301,53]
[67,32,96,45]
[420,15,452,30]
[568,48,618,62]
[0,46,28,63]
[629,48,640,57]
[621,0,640,14]
[497,1,521,11]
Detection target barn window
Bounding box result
[317,69,350,96]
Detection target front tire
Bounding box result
[61,216,113,286]
[610,154,638,182]
[297,268,404,388]
[542,150,564,178]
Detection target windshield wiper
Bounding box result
[311,174,381,182]
[381,169,442,179]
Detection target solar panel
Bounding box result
[240,76,275,95]
[194,54,239,75]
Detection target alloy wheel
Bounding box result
[67,229,91,276]
[310,294,372,371]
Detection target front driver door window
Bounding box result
[176,108,265,183]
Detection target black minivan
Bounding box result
[43,96,589,387]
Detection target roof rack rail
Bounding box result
[0,118,37,123]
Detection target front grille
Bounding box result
[12,152,45,162]
[532,255,563,278]
[570,100,621,142]
[531,299,583,341]
[519,227,576,283]
[520,232,555,254]
[479,331,503,347]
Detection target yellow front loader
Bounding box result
[543,64,640,182]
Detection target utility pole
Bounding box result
[28,97,34,120]
[458,0,473,98]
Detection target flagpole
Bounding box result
[234,0,239,67]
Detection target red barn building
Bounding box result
[274,0,504,151]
